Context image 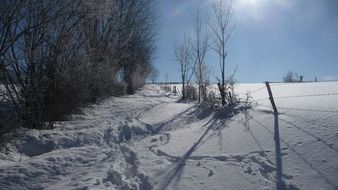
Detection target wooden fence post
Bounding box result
[265,82,284,190]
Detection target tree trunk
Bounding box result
[218,82,226,105]
[182,79,186,100]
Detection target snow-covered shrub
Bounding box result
[222,76,238,106]
[205,90,219,107]
[185,85,198,100]
[0,0,157,129]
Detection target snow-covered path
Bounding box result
[0,86,176,190]
[0,84,338,190]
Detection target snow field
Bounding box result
[0,83,337,190]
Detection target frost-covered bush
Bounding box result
[205,90,219,106]
[0,0,157,129]
[185,85,198,100]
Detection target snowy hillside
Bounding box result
[0,82,337,190]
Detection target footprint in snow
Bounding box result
[208,169,214,177]
[159,133,171,144]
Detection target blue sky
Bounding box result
[154,0,338,83]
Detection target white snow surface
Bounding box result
[0,82,338,190]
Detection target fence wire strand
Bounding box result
[278,107,338,114]
[249,82,338,189]
[249,86,267,94]
[251,117,338,189]
[272,92,338,100]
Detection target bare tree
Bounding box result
[175,36,192,100]
[0,0,76,128]
[197,62,210,101]
[113,0,157,94]
[192,10,209,103]
[209,0,235,106]
[0,0,158,129]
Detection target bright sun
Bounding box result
[235,0,267,20]
[238,0,261,8]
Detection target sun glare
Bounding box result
[238,0,261,8]
[235,0,268,20]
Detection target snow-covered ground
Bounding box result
[0,82,337,190]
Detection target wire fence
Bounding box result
[249,81,338,189]
[249,81,338,114]
[251,116,338,189]
[249,86,267,94]
[267,92,338,100]
[159,81,338,188]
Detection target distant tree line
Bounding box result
[0,0,157,129]
[283,71,304,83]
